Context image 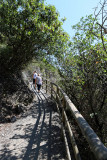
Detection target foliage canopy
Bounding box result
[0,0,69,74]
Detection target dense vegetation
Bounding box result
[0,0,107,147]
[0,0,69,74]
[56,2,107,144]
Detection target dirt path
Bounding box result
[0,84,66,160]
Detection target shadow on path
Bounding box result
[0,85,66,160]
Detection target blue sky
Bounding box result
[45,0,100,39]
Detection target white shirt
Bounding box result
[33,73,37,79]
[36,76,42,85]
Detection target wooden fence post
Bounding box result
[51,82,53,99]
[46,79,47,93]
[62,96,66,124]
[42,78,43,89]
[57,87,60,96]
[61,96,66,140]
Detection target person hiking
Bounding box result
[32,71,37,88]
[35,74,42,92]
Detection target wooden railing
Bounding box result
[42,78,107,160]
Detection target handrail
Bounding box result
[58,86,107,160]
[42,78,107,160]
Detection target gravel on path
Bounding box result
[0,84,66,160]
